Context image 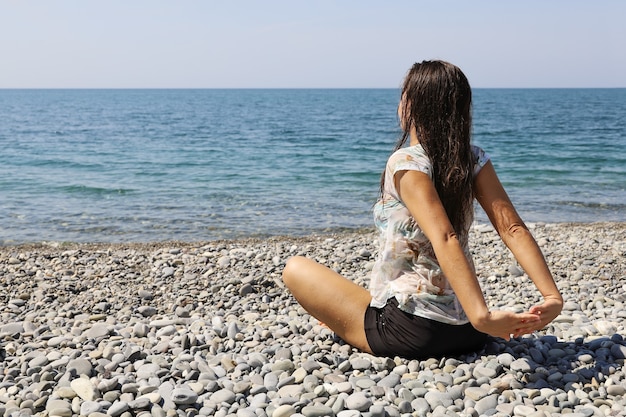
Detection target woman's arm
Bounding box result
[395,169,541,339]
[474,161,563,329]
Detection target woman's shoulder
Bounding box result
[388,144,429,164]
[387,145,432,175]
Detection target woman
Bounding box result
[282,60,563,359]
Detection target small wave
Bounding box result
[58,185,135,196]
[554,200,626,210]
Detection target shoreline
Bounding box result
[2,221,624,250]
[1,222,625,416]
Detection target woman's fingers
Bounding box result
[528,299,563,330]
[483,311,541,340]
[511,313,541,337]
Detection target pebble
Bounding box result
[68,358,93,376]
[464,387,488,401]
[171,388,198,405]
[70,378,97,401]
[513,404,537,416]
[108,401,130,416]
[46,399,72,417]
[210,389,236,404]
[345,392,372,411]
[0,223,624,417]
[273,404,297,417]
[607,385,626,396]
[337,411,361,417]
[510,358,533,373]
[302,405,335,417]
[474,394,499,415]
[79,400,102,415]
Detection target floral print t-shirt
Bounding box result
[370,144,490,325]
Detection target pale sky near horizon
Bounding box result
[1,1,625,89]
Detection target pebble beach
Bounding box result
[1,222,625,417]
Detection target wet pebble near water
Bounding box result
[0,222,625,417]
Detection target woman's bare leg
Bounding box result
[282,255,374,354]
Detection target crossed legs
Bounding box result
[282,255,374,354]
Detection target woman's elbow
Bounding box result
[491,203,528,240]
[505,222,529,238]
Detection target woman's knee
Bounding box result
[282,255,308,288]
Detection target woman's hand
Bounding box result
[474,297,562,340]
[474,310,541,341]
[528,296,563,331]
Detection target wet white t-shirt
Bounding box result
[370,144,490,325]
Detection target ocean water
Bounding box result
[0,88,624,244]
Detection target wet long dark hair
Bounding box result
[380,60,476,238]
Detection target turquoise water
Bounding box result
[0,89,624,244]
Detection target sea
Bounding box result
[0,89,624,245]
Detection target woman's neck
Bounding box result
[409,127,420,146]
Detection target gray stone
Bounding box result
[108,401,130,416]
[464,387,488,401]
[217,256,231,268]
[68,358,93,376]
[337,411,360,417]
[607,385,626,396]
[474,394,498,415]
[70,378,97,401]
[46,336,69,347]
[349,358,371,370]
[424,391,453,409]
[29,354,49,368]
[85,323,110,339]
[272,404,297,417]
[513,405,537,416]
[240,283,255,296]
[136,363,161,379]
[46,399,72,417]
[278,384,305,398]
[409,398,429,415]
[0,322,24,335]
[473,366,497,379]
[301,405,335,417]
[209,388,236,404]
[336,381,353,393]
[137,306,157,317]
[272,360,295,373]
[236,408,258,417]
[496,353,515,367]
[171,387,198,405]
[354,378,376,389]
[345,392,372,411]
[128,397,151,409]
[377,373,401,388]
[138,289,153,300]
[510,358,532,372]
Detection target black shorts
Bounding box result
[364,297,487,360]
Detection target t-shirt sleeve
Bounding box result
[472,145,490,176]
[387,148,432,178]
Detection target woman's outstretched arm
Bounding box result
[395,169,541,339]
[474,161,563,329]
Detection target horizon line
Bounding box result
[1,86,625,90]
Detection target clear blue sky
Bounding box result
[1,0,624,88]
